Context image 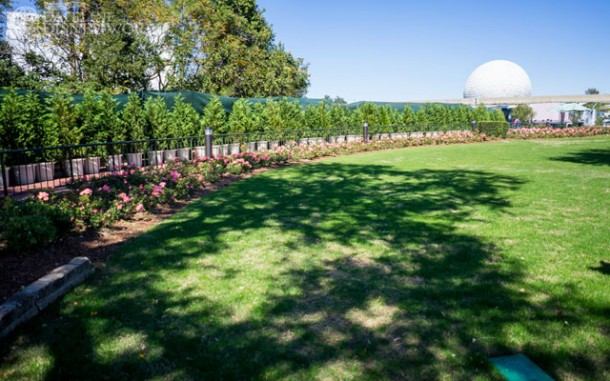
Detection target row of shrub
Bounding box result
[3,127,609,253]
[0,89,508,160]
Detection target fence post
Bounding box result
[471,120,477,132]
[205,127,213,158]
[363,122,369,142]
[1,152,8,197]
[67,147,74,180]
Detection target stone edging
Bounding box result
[0,257,94,339]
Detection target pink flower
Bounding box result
[117,192,131,203]
[159,182,166,188]
[37,191,50,202]
[79,188,93,196]
[102,184,111,193]
[117,204,123,210]
[136,203,144,212]
[170,170,181,182]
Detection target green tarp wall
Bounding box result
[0,89,464,114]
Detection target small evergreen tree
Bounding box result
[279,99,304,131]
[171,95,200,137]
[200,96,227,134]
[25,92,58,161]
[473,104,491,122]
[228,98,255,134]
[0,91,32,153]
[144,96,171,139]
[402,106,416,127]
[329,104,350,129]
[98,92,122,142]
[416,108,429,126]
[78,91,107,144]
[121,93,147,141]
[46,94,80,148]
[262,100,283,132]
[251,102,267,132]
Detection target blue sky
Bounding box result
[257,0,610,102]
[11,0,610,102]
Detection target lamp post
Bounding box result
[205,127,213,158]
[363,121,369,142]
[471,120,477,132]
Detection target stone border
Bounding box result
[0,257,94,339]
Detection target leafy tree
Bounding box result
[29,0,170,92]
[228,98,255,134]
[0,41,25,87]
[585,88,600,95]
[166,0,309,97]
[511,104,535,122]
[323,95,347,105]
[200,96,227,134]
[121,93,147,141]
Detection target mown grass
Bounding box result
[1,137,609,380]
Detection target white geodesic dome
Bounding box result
[463,60,532,99]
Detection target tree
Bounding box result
[78,92,107,144]
[228,98,255,134]
[200,96,227,134]
[45,93,81,147]
[323,95,347,105]
[402,106,416,126]
[144,97,171,139]
[0,41,25,87]
[121,93,147,142]
[165,0,309,97]
[171,95,200,137]
[585,88,600,95]
[28,0,170,92]
[472,104,491,122]
[329,104,350,129]
[511,104,535,122]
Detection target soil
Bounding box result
[0,166,282,303]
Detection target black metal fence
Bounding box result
[0,123,471,196]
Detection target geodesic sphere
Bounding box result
[464,60,532,99]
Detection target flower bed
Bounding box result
[507,127,610,139]
[1,128,608,253]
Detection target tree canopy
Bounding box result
[8,0,309,97]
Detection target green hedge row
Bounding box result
[0,89,508,158]
[477,121,510,137]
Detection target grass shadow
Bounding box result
[551,148,610,166]
[1,161,607,380]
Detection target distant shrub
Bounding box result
[477,121,509,137]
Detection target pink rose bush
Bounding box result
[1,127,608,252]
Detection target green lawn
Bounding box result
[1,137,609,380]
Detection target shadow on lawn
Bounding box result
[551,148,610,166]
[2,163,608,380]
